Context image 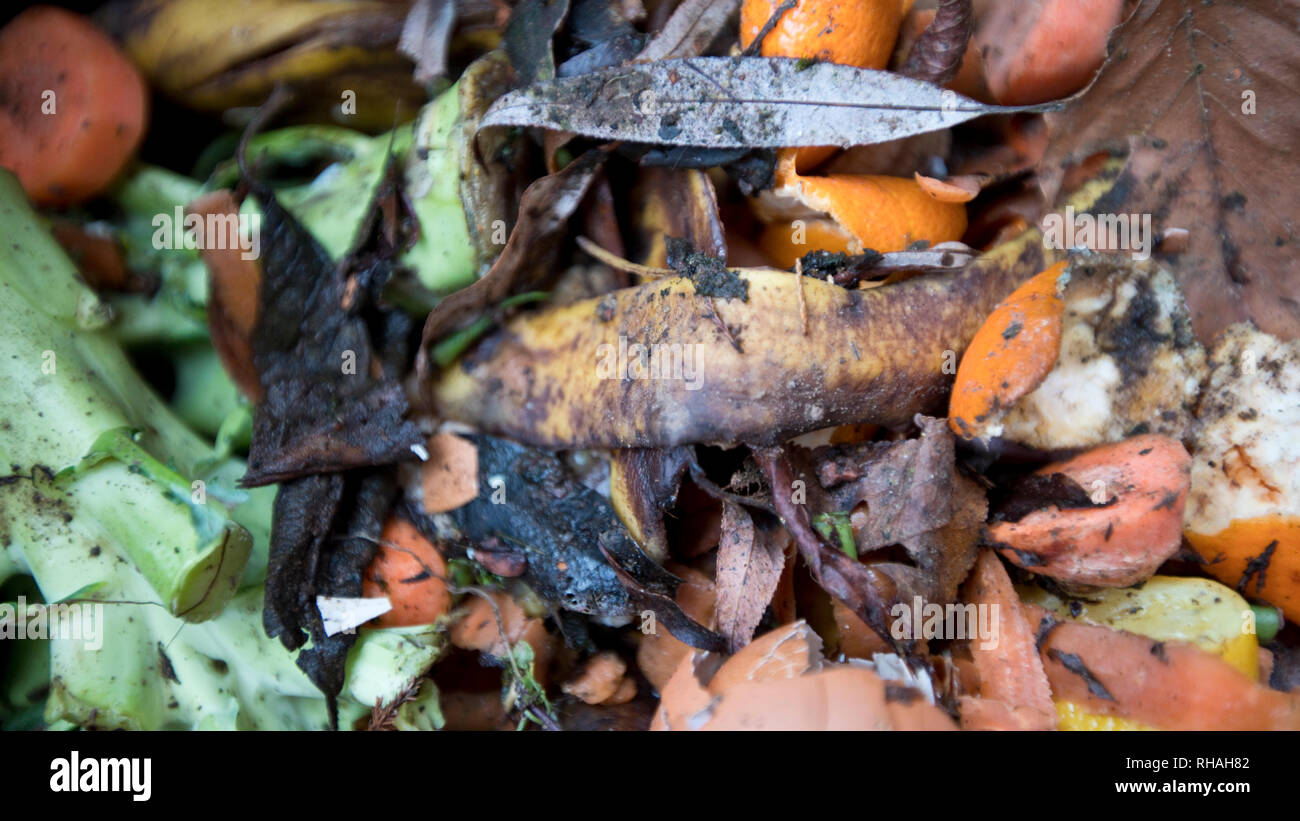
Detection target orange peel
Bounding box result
[741,0,910,172]
[755,149,969,269]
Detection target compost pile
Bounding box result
[1,0,1298,732]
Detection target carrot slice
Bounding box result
[958,550,1055,730]
[362,518,451,628]
[0,6,148,206]
[988,434,1191,587]
[1028,604,1300,731]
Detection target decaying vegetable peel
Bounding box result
[430,159,1124,449]
[433,236,1045,448]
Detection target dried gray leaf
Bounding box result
[636,0,739,62]
[481,56,1054,148]
[399,0,456,84]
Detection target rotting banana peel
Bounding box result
[435,244,1045,448]
[103,0,424,131]
[432,160,1124,449]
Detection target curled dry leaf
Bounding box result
[897,0,974,87]
[481,57,1054,149]
[714,502,788,652]
[417,148,604,356]
[242,184,422,487]
[1038,0,1300,343]
[635,0,740,62]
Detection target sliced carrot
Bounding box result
[948,261,1067,439]
[1027,604,1300,730]
[987,434,1191,587]
[0,6,148,206]
[362,518,452,628]
[958,550,1055,730]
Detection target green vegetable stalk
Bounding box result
[0,170,251,621]
[0,170,444,729]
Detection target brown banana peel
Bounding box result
[430,159,1123,449]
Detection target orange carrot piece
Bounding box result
[958,550,1055,730]
[0,6,148,206]
[1027,604,1300,730]
[988,434,1191,587]
[362,518,452,627]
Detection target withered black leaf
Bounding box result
[241,184,422,487]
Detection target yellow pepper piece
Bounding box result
[1021,576,1261,730]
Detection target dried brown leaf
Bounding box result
[635,0,739,62]
[714,502,787,652]
[1039,0,1300,342]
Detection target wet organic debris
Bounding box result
[417,148,605,357]
[665,236,747,301]
[241,183,422,487]
[427,434,723,651]
[237,180,422,720]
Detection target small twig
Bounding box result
[576,235,674,279]
[236,84,297,181]
[794,257,808,335]
[742,0,797,57]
